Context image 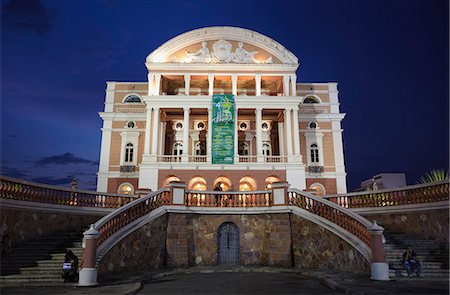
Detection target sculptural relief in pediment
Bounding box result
[168,40,277,64]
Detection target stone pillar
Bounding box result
[182,107,190,162]
[255,107,263,162]
[283,75,290,96]
[284,109,293,158]
[184,74,190,95]
[160,122,167,156]
[292,107,301,161]
[234,107,239,163]
[278,122,284,157]
[143,105,152,158]
[208,74,214,96]
[255,74,262,96]
[369,221,389,281]
[151,108,160,159]
[78,224,100,287]
[154,74,161,95]
[271,182,290,205]
[290,74,297,96]
[231,74,238,96]
[147,73,155,96]
[169,181,187,205]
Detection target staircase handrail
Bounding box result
[288,188,373,246]
[93,188,170,246]
[323,180,449,208]
[0,175,137,208]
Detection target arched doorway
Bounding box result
[217,222,240,265]
[239,176,257,191]
[213,176,232,191]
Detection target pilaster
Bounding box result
[182,107,190,162]
[255,107,263,162]
[208,74,214,95]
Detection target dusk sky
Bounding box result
[1,0,448,191]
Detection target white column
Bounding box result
[255,108,263,162]
[207,107,212,163]
[97,119,112,192]
[147,73,155,96]
[208,74,214,95]
[255,74,261,96]
[151,108,160,158]
[278,122,284,157]
[154,74,161,95]
[332,120,347,193]
[184,74,190,95]
[283,75,290,96]
[292,107,301,161]
[182,107,190,162]
[234,107,238,162]
[284,109,293,158]
[160,122,167,156]
[290,74,297,96]
[231,74,238,96]
[143,104,153,157]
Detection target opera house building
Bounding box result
[96,26,347,196]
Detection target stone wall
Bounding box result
[166,213,292,268]
[361,209,449,243]
[98,214,168,275]
[291,215,369,272]
[0,207,99,247]
[97,212,370,276]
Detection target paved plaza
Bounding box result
[1,267,449,295]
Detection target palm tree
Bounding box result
[418,169,449,184]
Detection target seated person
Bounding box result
[402,245,423,278]
[62,250,79,282]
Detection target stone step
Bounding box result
[0,274,63,280]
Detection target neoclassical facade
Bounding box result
[97,26,347,195]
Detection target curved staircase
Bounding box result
[0,231,83,286]
[384,232,449,279]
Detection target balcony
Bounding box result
[308,166,324,174]
[120,165,136,173]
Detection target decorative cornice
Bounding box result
[146,26,299,66]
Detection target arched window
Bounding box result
[172,142,183,156]
[265,176,280,189]
[310,183,326,196]
[303,96,319,103]
[188,176,207,190]
[118,183,134,195]
[239,176,257,191]
[310,144,319,163]
[262,142,272,156]
[163,176,181,187]
[124,143,134,163]
[238,141,251,156]
[124,94,142,103]
[194,141,206,155]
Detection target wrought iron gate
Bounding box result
[217,222,240,265]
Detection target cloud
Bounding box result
[1,0,56,37]
[1,166,28,179]
[30,176,73,186]
[34,153,94,166]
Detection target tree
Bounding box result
[418,169,449,184]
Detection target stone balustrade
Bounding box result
[185,190,272,207]
[0,175,137,208]
[288,189,372,246]
[94,188,170,245]
[323,181,449,208]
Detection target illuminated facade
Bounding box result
[97,26,347,195]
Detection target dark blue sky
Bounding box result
[1,0,448,190]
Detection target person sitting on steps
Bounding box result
[62,250,79,282]
[402,245,424,278]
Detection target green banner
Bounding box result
[212,94,235,164]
